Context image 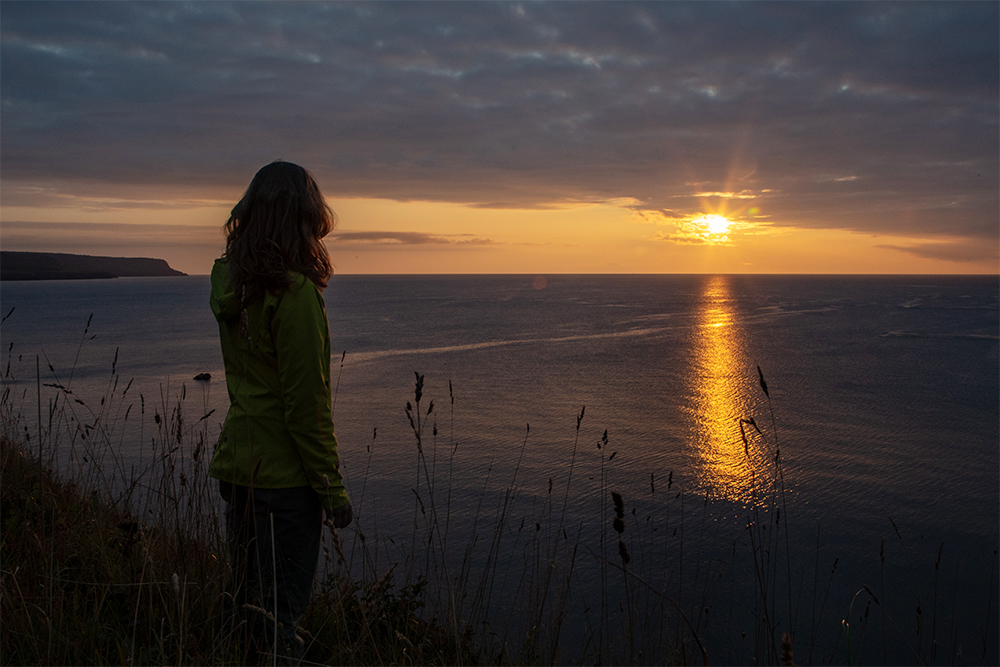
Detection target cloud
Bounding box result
[1,220,221,247]
[877,239,1000,264]
[329,231,492,246]
[0,182,230,210]
[0,1,996,243]
[653,232,712,246]
[330,231,450,245]
[688,191,766,200]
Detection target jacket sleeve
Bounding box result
[272,276,350,514]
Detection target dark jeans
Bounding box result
[220,481,322,665]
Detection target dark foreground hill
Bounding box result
[0,251,187,280]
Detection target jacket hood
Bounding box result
[210,258,242,322]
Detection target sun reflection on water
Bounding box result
[688,276,764,503]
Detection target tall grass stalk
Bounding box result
[2,320,996,665]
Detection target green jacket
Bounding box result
[208,258,349,514]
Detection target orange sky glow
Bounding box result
[2,193,994,276]
[1,3,996,276]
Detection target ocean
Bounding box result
[1,274,997,664]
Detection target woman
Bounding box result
[209,160,352,663]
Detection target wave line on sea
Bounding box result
[341,325,673,366]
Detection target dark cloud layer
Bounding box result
[2,1,997,242]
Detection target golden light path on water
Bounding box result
[688,276,766,503]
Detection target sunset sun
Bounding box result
[700,214,732,235]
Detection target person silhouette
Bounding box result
[209,160,352,663]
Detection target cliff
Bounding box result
[0,252,187,281]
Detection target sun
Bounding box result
[698,214,732,235]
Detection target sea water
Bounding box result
[1,274,997,664]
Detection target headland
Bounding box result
[0,251,186,280]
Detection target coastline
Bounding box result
[0,251,186,281]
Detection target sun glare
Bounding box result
[702,214,732,235]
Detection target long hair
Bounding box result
[223,160,336,300]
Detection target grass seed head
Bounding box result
[618,539,631,566]
[611,491,624,519]
[413,372,424,403]
[780,633,795,666]
[757,365,769,397]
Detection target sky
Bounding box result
[1,1,997,275]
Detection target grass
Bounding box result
[0,325,471,666]
[1,320,997,665]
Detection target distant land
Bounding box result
[0,251,187,281]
